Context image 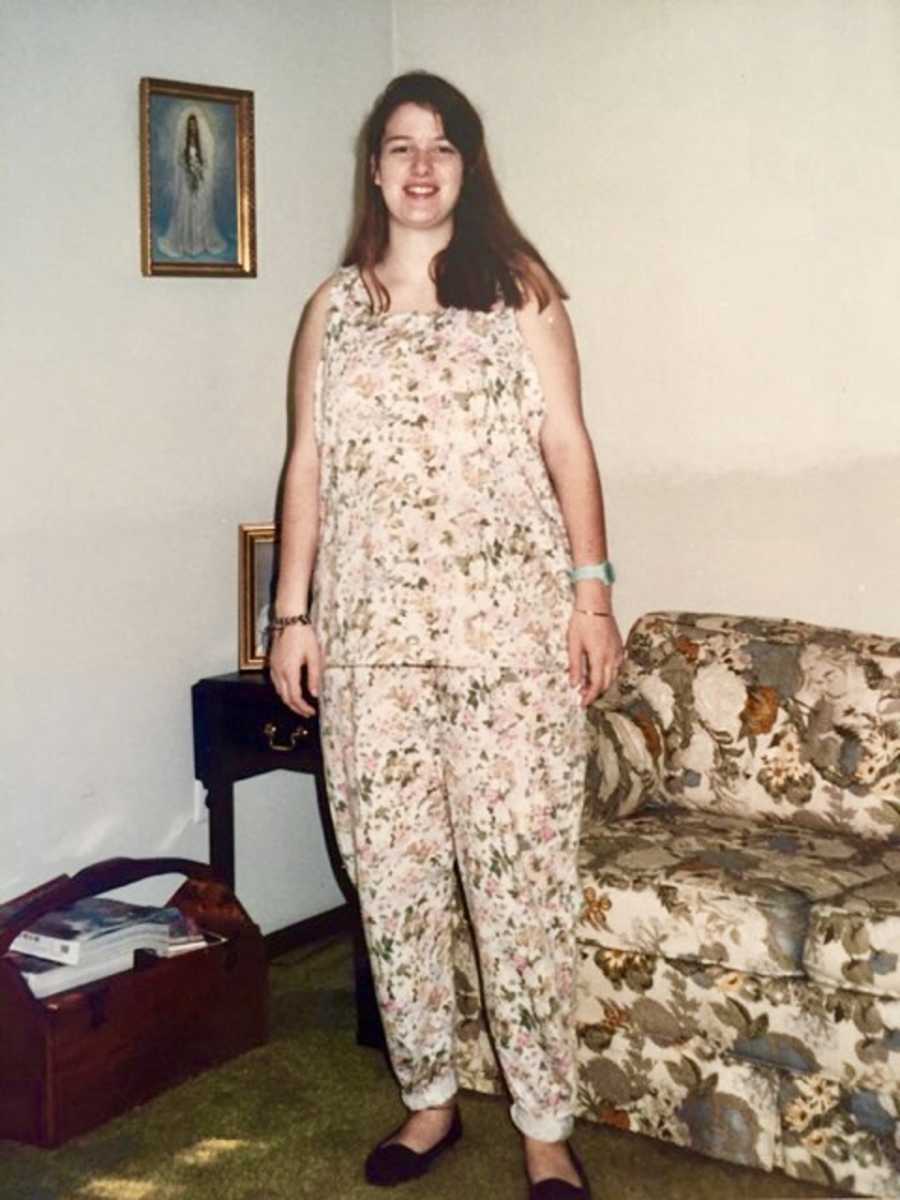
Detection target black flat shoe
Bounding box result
[364,1105,463,1187]
[527,1142,592,1200]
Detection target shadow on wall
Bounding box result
[609,452,898,640]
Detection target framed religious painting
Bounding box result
[140,77,257,277]
[238,523,277,670]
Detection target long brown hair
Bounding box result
[342,71,567,314]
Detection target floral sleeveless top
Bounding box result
[310,265,574,669]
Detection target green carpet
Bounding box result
[0,935,843,1200]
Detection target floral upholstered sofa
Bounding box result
[452,610,900,1197]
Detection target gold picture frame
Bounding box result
[140,77,256,277]
[239,523,277,671]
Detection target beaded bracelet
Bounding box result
[266,613,310,636]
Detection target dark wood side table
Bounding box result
[191,670,384,1050]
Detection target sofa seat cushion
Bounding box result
[575,936,900,1195]
[805,874,900,997]
[578,941,900,1092]
[578,806,899,976]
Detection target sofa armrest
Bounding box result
[584,693,666,824]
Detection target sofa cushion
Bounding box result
[584,702,666,822]
[611,611,900,841]
[578,806,900,976]
[578,943,900,1092]
[576,947,900,1188]
[804,874,900,998]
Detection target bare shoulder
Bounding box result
[295,269,341,355]
[513,258,576,358]
[304,269,342,326]
[512,260,584,435]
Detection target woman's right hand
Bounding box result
[268,624,322,717]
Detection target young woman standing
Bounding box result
[270,71,624,1200]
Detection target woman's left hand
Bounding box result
[568,611,626,707]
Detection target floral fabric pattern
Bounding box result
[603,611,900,838]
[805,873,900,997]
[319,664,589,1140]
[310,265,574,670]
[572,947,900,1188]
[584,702,666,823]
[578,806,898,976]
[451,610,900,1197]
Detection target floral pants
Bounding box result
[319,664,589,1141]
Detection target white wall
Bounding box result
[3,0,898,928]
[394,0,900,641]
[0,0,389,926]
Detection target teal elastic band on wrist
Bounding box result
[569,560,616,585]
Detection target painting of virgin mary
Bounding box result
[158,108,227,258]
[141,79,255,276]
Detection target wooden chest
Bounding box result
[0,856,268,1147]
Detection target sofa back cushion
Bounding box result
[619,611,900,840]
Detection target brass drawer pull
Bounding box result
[263,721,309,752]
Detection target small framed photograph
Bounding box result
[140,77,256,277]
[239,523,277,671]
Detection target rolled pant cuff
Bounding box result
[511,1103,574,1142]
[401,1073,458,1111]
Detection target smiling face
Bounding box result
[372,102,464,235]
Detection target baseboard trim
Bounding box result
[264,902,354,960]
